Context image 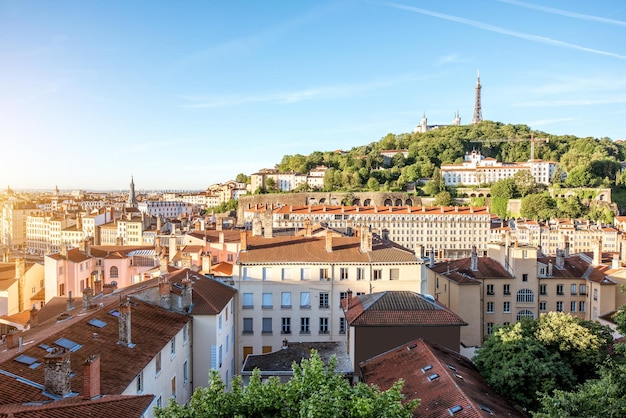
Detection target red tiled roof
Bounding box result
[0,394,153,418]
[272,205,490,216]
[359,339,524,417]
[238,235,418,264]
[0,289,190,402]
[168,269,236,315]
[430,257,512,283]
[344,291,466,327]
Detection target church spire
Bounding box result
[472,70,482,125]
[127,176,137,208]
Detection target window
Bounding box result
[487,302,494,314]
[556,301,564,312]
[522,273,528,282]
[340,268,349,280]
[503,284,510,295]
[540,284,547,296]
[516,310,534,321]
[281,317,291,334]
[390,268,399,280]
[487,323,494,334]
[262,318,272,335]
[243,318,253,334]
[373,269,382,280]
[319,268,329,280]
[579,301,586,312]
[156,352,161,374]
[243,293,253,309]
[594,288,598,301]
[156,396,162,408]
[319,317,329,334]
[571,301,577,312]
[556,284,564,296]
[579,284,587,295]
[356,268,364,281]
[339,317,346,334]
[516,289,534,303]
[486,284,494,295]
[171,376,176,398]
[110,266,118,279]
[319,292,329,308]
[300,268,310,280]
[183,360,188,382]
[281,292,292,308]
[170,337,176,356]
[300,292,310,308]
[339,292,348,308]
[227,254,233,262]
[539,301,547,311]
[136,371,143,393]
[243,346,253,363]
[300,317,310,334]
[570,284,577,295]
[503,301,510,313]
[262,267,272,281]
[243,267,250,280]
[262,292,272,309]
[59,266,64,275]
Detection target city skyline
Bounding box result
[2,0,626,190]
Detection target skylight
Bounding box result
[447,364,457,371]
[108,309,120,317]
[479,404,493,415]
[38,343,53,352]
[421,365,433,372]
[88,319,107,328]
[427,373,440,381]
[15,355,42,369]
[449,405,463,414]
[54,337,82,352]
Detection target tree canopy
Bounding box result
[156,350,418,418]
[473,312,612,411]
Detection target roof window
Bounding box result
[427,373,440,381]
[54,337,82,352]
[479,404,493,415]
[88,318,107,328]
[421,365,433,372]
[448,405,463,414]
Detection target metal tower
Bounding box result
[472,70,482,124]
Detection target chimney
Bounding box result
[44,349,72,397]
[155,236,161,255]
[94,274,103,294]
[82,288,93,310]
[429,247,435,268]
[85,238,91,257]
[219,231,224,244]
[181,273,193,312]
[548,261,553,277]
[216,218,223,231]
[66,291,75,311]
[470,246,478,271]
[556,250,565,270]
[325,229,333,252]
[202,253,212,274]
[252,216,262,236]
[282,338,288,349]
[263,221,273,238]
[593,239,601,266]
[612,254,620,270]
[60,245,68,257]
[118,297,133,347]
[6,330,21,349]
[83,355,100,399]
[304,219,312,237]
[159,275,171,310]
[360,226,372,253]
[169,235,177,262]
[240,230,248,251]
[29,304,39,328]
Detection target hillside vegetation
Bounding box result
[276,121,624,194]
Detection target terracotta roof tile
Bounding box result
[167,269,236,315]
[344,291,466,327]
[360,339,524,417]
[430,257,512,283]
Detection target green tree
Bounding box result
[366,177,379,191]
[473,313,612,411]
[490,197,510,219]
[513,170,538,197]
[520,193,557,220]
[235,173,250,184]
[423,167,445,196]
[433,190,452,206]
[265,177,278,192]
[490,178,517,199]
[565,163,596,187]
[156,350,419,418]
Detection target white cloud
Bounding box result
[498,0,626,27]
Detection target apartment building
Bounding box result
[0,201,37,252]
[233,227,424,369]
[0,258,45,319]
[441,150,558,186]
[0,283,192,418]
[513,218,620,255]
[137,201,194,219]
[425,239,626,350]
[249,166,330,192]
[246,204,493,260]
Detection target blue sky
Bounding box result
[2,0,626,191]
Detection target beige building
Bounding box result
[233,226,425,369]
[248,204,493,260]
[426,239,626,351]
